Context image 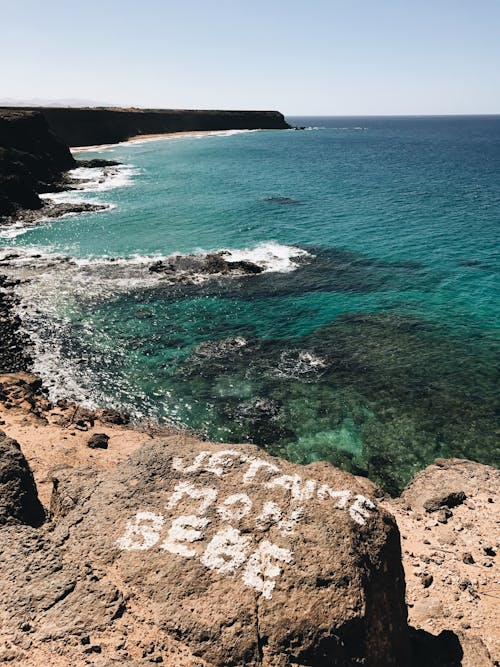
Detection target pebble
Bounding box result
[436,508,452,523]
[422,574,433,588]
[83,645,102,654]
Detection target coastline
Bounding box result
[1,110,498,666]
[70,128,261,152]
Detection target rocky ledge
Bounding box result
[149,251,264,283]
[0,373,497,666]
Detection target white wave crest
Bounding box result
[221,242,310,273]
[39,164,139,205]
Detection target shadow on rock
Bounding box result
[409,628,463,667]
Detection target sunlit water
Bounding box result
[1,116,499,492]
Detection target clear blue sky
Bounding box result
[1,0,499,114]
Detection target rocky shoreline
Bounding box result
[0,109,123,227]
[0,370,497,666]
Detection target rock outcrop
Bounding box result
[0,436,409,666]
[149,251,264,283]
[1,107,291,147]
[0,276,33,373]
[383,459,499,666]
[0,110,75,218]
[0,430,44,527]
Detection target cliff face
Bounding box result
[2,107,291,147]
[0,110,75,217]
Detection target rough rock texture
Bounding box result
[1,107,291,147]
[87,433,110,449]
[0,275,33,373]
[0,437,408,667]
[0,430,44,526]
[383,459,500,666]
[149,251,264,283]
[0,110,75,217]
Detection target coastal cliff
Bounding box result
[0,110,75,217]
[1,107,291,147]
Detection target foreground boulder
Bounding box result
[42,438,408,666]
[0,430,44,527]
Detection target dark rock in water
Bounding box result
[87,433,110,449]
[0,430,44,527]
[0,275,33,373]
[228,259,263,274]
[43,439,408,666]
[264,196,301,205]
[6,200,108,227]
[149,252,263,282]
[77,158,122,168]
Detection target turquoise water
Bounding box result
[2,117,499,493]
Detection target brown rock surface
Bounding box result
[0,384,497,666]
[383,458,499,666]
[0,429,409,666]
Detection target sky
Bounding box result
[1,0,499,115]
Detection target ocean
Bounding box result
[1,116,498,493]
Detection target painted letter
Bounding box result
[160,515,209,557]
[243,458,280,484]
[200,526,252,573]
[349,495,375,525]
[206,450,246,476]
[317,485,352,509]
[243,540,293,600]
[116,511,165,551]
[255,501,282,530]
[167,481,218,515]
[172,451,209,474]
[266,474,317,501]
[217,494,252,522]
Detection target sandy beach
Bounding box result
[71,129,256,152]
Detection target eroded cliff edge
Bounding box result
[1,107,291,147]
[0,110,76,218]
